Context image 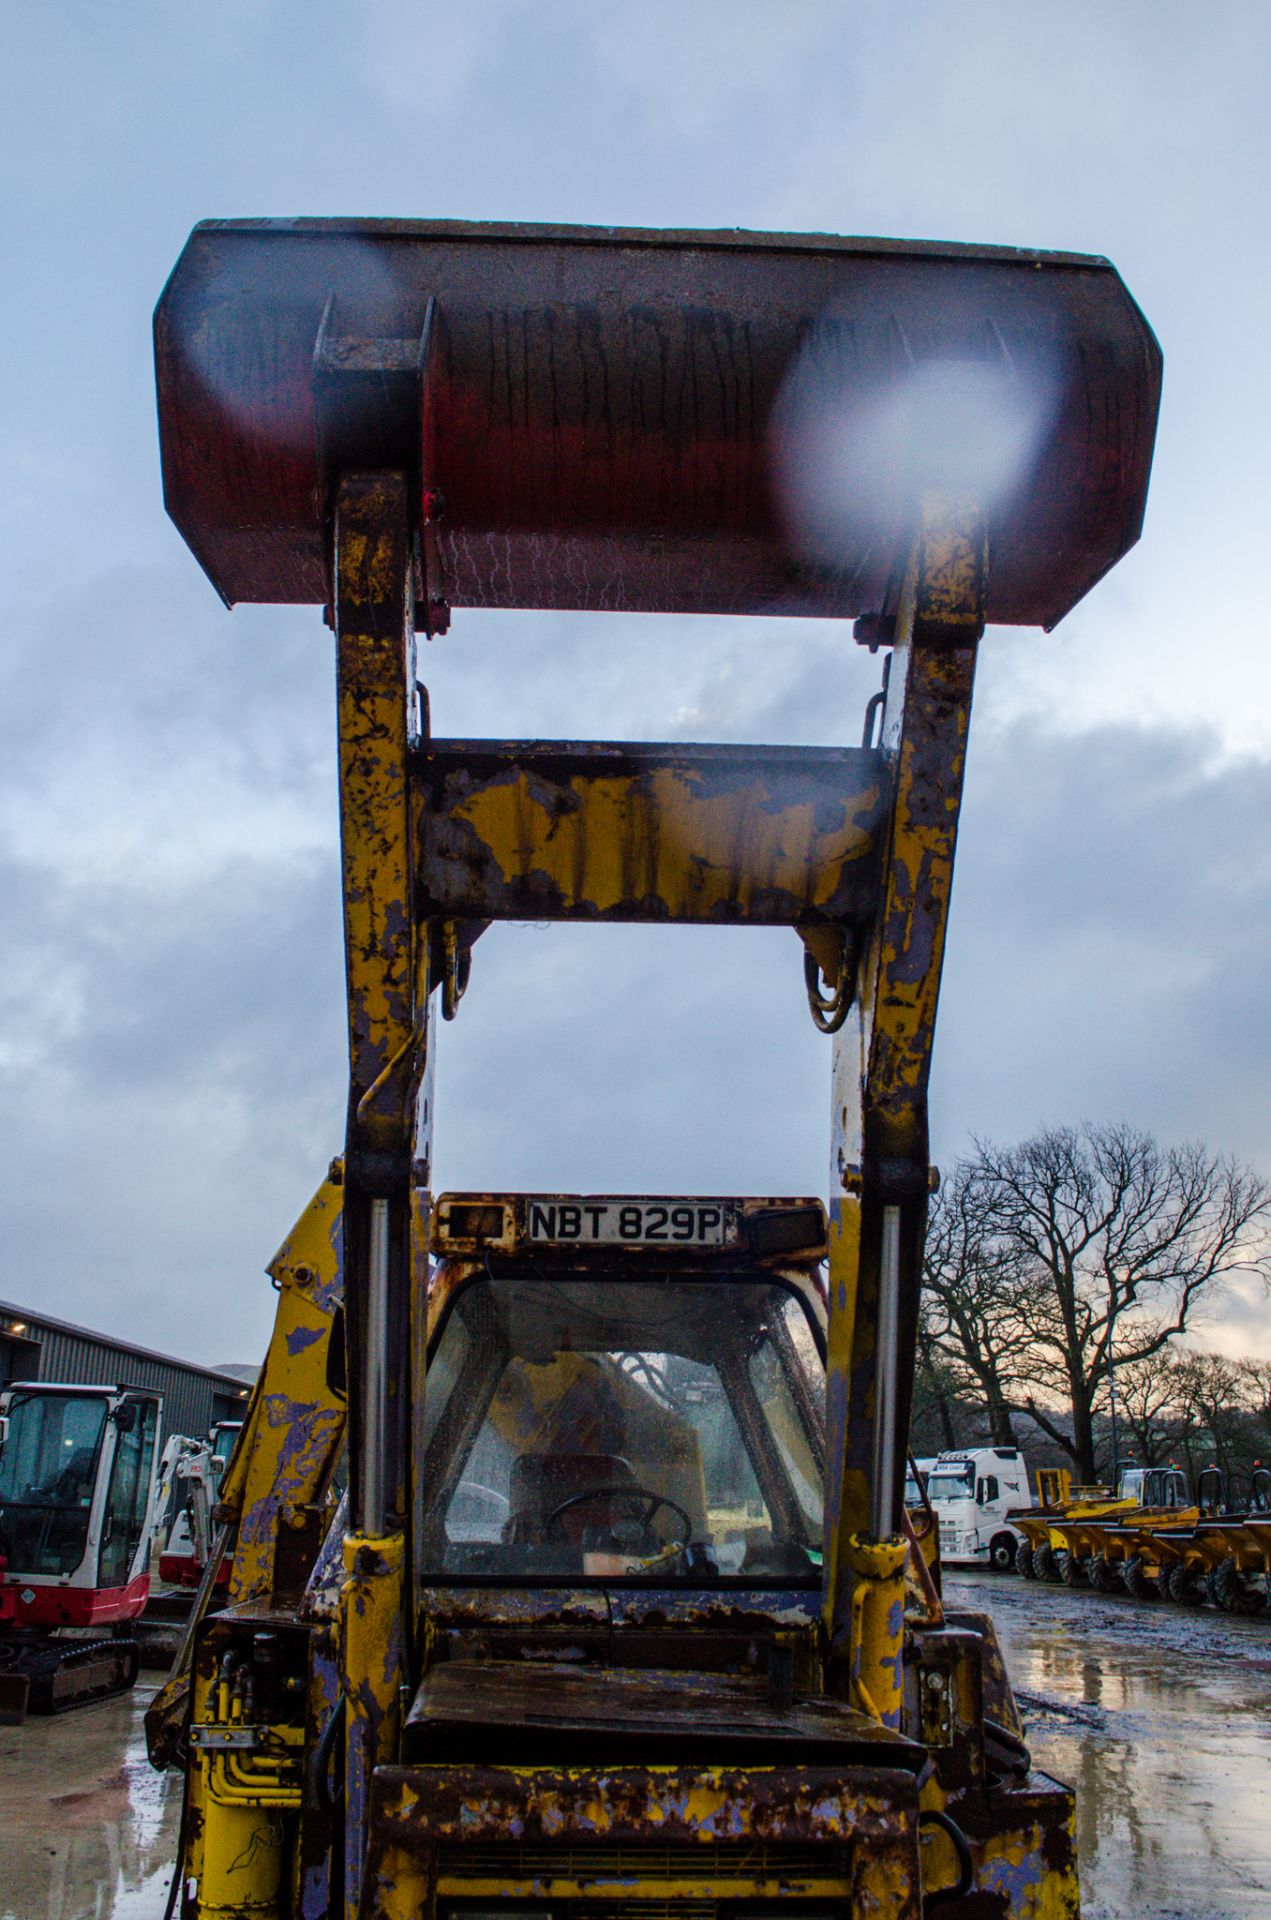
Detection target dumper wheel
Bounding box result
[1211,1557,1266,1616]
[989,1533,1017,1572]
[1063,1553,1090,1588]
[1167,1561,1204,1607]
[1033,1544,1060,1582]
[1123,1555,1159,1601]
[1089,1555,1122,1594]
[1017,1539,1037,1578]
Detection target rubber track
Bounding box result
[10,1637,140,1715]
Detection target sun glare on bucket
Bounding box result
[771,329,1061,571]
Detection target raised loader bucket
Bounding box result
[155,219,1160,629]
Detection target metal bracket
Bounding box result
[314,296,450,634]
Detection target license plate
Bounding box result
[523,1199,733,1248]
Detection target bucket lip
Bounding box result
[179,214,1113,274]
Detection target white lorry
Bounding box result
[923,1446,1032,1571]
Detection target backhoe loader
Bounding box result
[147,218,1160,1918]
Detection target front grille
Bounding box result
[438,1841,848,1892]
[449,1904,720,1920]
[441,1843,845,1880]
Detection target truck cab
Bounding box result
[924,1448,1031,1572]
[0,1382,162,1626]
[904,1456,936,1507]
[157,1421,246,1587]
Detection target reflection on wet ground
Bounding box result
[0,1682,182,1920]
[950,1569,1271,1920]
[3,1588,1269,1920]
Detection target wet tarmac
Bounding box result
[1,1582,1268,1918]
[949,1567,1271,1920]
[0,1682,182,1920]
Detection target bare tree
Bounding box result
[970,1125,1271,1483]
[1161,1349,1258,1492]
[1240,1359,1271,1456]
[911,1314,961,1453]
[920,1161,1044,1448]
[1114,1350,1181,1467]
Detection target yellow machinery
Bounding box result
[1049,1467,1269,1610]
[1009,1476,1120,1582]
[1011,1466,1182,1588]
[1046,1467,1193,1594]
[1006,1463,1271,1612]
[146,220,1160,1917]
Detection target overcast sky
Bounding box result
[3,1,1270,1368]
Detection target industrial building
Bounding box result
[0,1298,252,1443]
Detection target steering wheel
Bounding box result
[543,1483,693,1552]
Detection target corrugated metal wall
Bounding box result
[0,1304,252,1444]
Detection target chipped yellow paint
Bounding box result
[913,488,990,631]
[433,761,883,921]
[865,498,984,1153]
[823,497,986,1586]
[340,1530,404,1748]
[360,1761,925,1918]
[971,1812,1081,1919]
[188,1652,287,1918]
[846,1533,908,1728]
[341,1529,406,1920]
[221,1169,346,1606]
[369,1853,431,1920]
[334,473,418,1117]
[822,1181,866,1639]
[434,1873,851,1899]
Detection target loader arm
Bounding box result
[144,1167,349,1771]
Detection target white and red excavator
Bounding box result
[0,1378,164,1719]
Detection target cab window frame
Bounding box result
[417,1262,826,1592]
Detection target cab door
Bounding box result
[97,1396,160,1592]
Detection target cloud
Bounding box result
[0,561,346,1360]
[2,1,1271,1377]
[935,715,1271,1189]
[346,0,528,116]
[4,549,1271,1365]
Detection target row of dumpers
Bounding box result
[1008,1471,1271,1615]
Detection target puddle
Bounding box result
[950,1569,1271,1920]
[4,1591,1268,1920]
[0,1684,182,1920]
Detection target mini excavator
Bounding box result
[145,220,1159,1918]
[0,1379,163,1719]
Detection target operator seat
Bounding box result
[504,1452,636,1545]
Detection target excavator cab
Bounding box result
[148,217,1160,1917]
[0,1382,163,1718]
